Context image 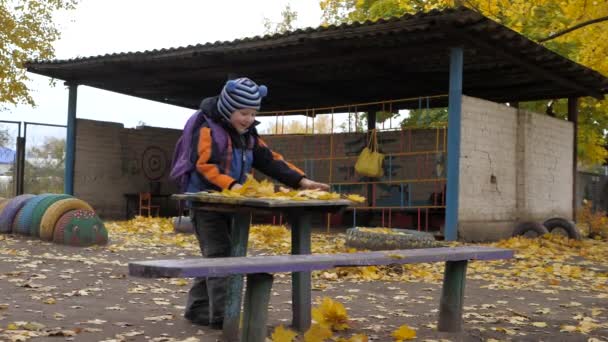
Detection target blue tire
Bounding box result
[13,194,55,235]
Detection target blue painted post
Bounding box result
[64,83,78,195]
[445,48,463,241]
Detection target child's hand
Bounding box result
[231,184,243,191]
[299,178,330,191]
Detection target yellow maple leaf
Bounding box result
[270,325,298,342]
[392,324,416,341]
[311,297,349,331]
[346,194,365,203]
[304,323,333,341]
[44,297,56,304]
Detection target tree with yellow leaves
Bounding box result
[1,0,79,109]
[319,0,608,167]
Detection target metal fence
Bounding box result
[0,121,21,198]
[0,121,66,197]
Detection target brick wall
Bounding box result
[458,96,573,241]
[518,109,573,221]
[459,96,518,222]
[74,119,181,219]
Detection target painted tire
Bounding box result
[39,198,94,241]
[0,199,10,217]
[512,221,549,238]
[543,218,581,240]
[13,194,55,235]
[0,194,35,233]
[54,209,108,246]
[345,227,443,251]
[29,194,73,237]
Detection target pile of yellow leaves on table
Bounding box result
[215,174,365,203]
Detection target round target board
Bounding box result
[141,146,168,181]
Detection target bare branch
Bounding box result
[539,16,608,43]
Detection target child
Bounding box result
[180,77,328,328]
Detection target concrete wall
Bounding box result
[74,119,181,219]
[458,96,573,241]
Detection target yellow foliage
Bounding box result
[271,325,298,342]
[392,324,417,341]
[311,297,350,331]
[215,174,366,203]
[1,0,78,109]
[577,201,608,239]
[320,0,608,167]
[303,324,333,342]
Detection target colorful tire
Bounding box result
[0,194,35,233]
[13,194,55,235]
[0,199,10,217]
[29,194,73,237]
[40,198,94,241]
[53,209,108,246]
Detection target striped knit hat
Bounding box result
[217,77,268,120]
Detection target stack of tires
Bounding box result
[512,218,581,240]
[0,194,108,246]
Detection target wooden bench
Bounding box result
[130,246,513,342]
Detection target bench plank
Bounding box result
[129,246,513,279]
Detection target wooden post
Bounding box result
[223,212,251,342]
[289,210,312,332]
[438,260,468,332]
[241,273,274,342]
[568,97,578,221]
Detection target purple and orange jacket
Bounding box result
[185,97,305,193]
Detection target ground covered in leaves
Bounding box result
[0,216,606,341]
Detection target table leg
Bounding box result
[288,211,312,332]
[223,212,251,342]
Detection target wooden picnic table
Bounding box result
[172,192,351,339]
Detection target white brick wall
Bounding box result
[74,119,181,218]
[519,110,573,220]
[459,96,518,222]
[458,96,573,239]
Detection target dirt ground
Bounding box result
[0,229,606,342]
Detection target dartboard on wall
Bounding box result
[141,146,168,181]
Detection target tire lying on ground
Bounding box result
[543,217,581,240]
[53,209,108,246]
[40,198,94,241]
[28,194,72,237]
[345,227,443,251]
[0,194,35,233]
[173,216,194,234]
[13,194,55,235]
[512,221,549,238]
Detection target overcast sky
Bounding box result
[1,0,324,131]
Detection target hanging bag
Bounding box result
[355,129,385,177]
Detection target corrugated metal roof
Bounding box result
[25,7,608,113]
